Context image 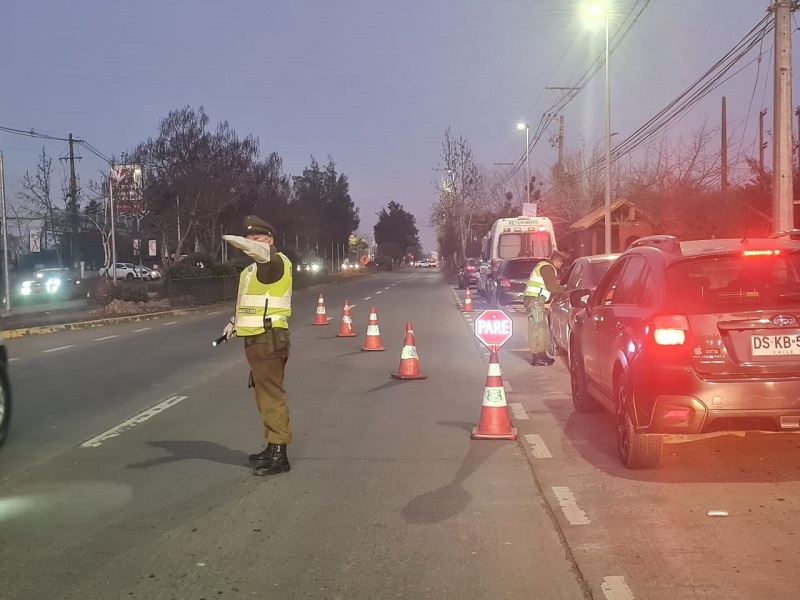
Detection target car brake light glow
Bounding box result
[653,315,689,345]
[498,277,511,288]
[743,249,781,256]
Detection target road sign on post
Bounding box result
[474,309,513,349]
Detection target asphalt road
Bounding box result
[1,268,798,599]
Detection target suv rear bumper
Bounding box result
[632,365,800,435]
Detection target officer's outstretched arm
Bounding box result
[223,235,271,263]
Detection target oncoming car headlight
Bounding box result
[311,264,321,272]
[20,281,33,295]
[45,278,62,293]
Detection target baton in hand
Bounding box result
[212,334,229,347]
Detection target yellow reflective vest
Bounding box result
[524,260,555,301]
[234,254,292,336]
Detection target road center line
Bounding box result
[524,434,552,458]
[81,395,189,448]
[164,321,177,326]
[8,357,19,362]
[601,576,635,600]
[94,335,118,341]
[552,486,590,525]
[134,327,151,332]
[42,345,74,353]
[376,290,383,294]
[364,296,372,301]
[208,310,220,315]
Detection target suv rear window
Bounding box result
[498,231,553,260]
[666,252,800,311]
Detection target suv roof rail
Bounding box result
[626,235,681,254]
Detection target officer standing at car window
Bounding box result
[221,216,293,476]
[523,250,567,366]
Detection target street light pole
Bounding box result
[109,165,118,285]
[603,12,612,254]
[517,122,530,210]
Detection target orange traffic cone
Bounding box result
[337,300,357,337]
[391,322,428,380]
[471,348,517,440]
[361,307,385,351]
[463,287,474,312]
[312,293,329,325]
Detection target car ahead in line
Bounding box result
[19,267,83,300]
[549,253,620,359]
[489,257,541,308]
[457,258,481,289]
[568,235,800,469]
[0,337,12,448]
[99,263,141,280]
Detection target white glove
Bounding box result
[223,235,271,263]
[223,321,236,340]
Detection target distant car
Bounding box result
[98,263,140,280]
[19,268,83,300]
[489,257,542,308]
[0,336,11,449]
[457,258,480,289]
[135,266,162,280]
[296,262,323,274]
[416,258,436,268]
[569,236,800,469]
[549,254,620,359]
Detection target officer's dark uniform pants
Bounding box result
[245,330,291,445]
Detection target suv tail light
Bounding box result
[498,277,511,288]
[653,315,689,346]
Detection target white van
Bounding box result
[477,216,558,295]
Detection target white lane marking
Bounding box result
[134,327,151,332]
[552,486,590,525]
[81,395,188,448]
[42,345,74,354]
[208,310,220,315]
[601,576,635,600]
[8,357,19,362]
[524,434,552,458]
[510,403,529,420]
[94,335,118,341]
[364,296,372,301]
[384,286,391,290]
[376,290,383,294]
[164,321,177,326]
[504,381,514,393]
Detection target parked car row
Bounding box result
[97,263,161,280]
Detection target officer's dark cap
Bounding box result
[550,250,568,261]
[243,215,275,237]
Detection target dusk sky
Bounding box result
[0,1,793,252]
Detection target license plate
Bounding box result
[751,333,800,356]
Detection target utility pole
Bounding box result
[759,109,768,179]
[721,97,728,201]
[0,153,11,316]
[795,105,800,168]
[60,134,81,267]
[772,0,794,231]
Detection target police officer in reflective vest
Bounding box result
[523,250,567,366]
[221,216,293,476]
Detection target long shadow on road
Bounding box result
[126,440,250,470]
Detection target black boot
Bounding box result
[531,352,555,366]
[248,447,270,462]
[253,443,291,476]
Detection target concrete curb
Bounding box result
[1,307,205,340]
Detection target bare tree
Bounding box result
[18,147,65,263]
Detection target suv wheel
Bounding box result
[569,344,598,413]
[615,372,662,469]
[126,273,134,280]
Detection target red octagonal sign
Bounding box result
[474,309,513,349]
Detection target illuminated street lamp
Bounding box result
[517,122,530,206]
[587,2,612,253]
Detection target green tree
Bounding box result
[289,156,360,256]
[374,201,420,263]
